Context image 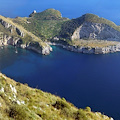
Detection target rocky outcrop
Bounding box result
[71,22,120,41]
[48,42,120,54]
[25,42,52,55]
[16,27,25,37]
[0,35,52,55]
[1,20,12,28]
[0,19,25,37]
[0,19,52,55]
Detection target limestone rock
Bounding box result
[0,19,12,28]
[71,22,120,41]
[16,27,25,37]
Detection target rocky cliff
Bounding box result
[48,41,120,54]
[0,17,52,55]
[71,22,120,41]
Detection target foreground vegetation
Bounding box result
[0,73,113,120]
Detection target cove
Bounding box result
[0,45,120,120]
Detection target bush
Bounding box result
[16,82,21,86]
[9,105,29,120]
[85,107,91,112]
[76,109,88,120]
[52,100,70,110]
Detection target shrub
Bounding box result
[16,82,21,86]
[9,105,29,120]
[52,100,70,110]
[76,109,88,120]
[85,107,91,112]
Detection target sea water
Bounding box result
[0,46,120,119]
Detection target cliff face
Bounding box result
[0,18,52,55]
[71,22,120,41]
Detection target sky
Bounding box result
[0,0,120,24]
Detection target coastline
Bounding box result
[47,41,120,54]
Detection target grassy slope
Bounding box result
[12,9,69,41]
[0,15,47,47]
[60,13,120,38]
[69,39,119,48]
[11,10,120,48]
[0,73,112,120]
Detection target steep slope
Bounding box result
[12,9,69,40]
[10,9,120,54]
[12,10,120,42]
[60,14,120,41]
[0,73,113,120]
[0,15,52,55]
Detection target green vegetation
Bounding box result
[69,39,119,48]
[10,9,120,49]
[59,13,120,38]
[0,73,112,120]
[0,15,47,47]
[12,9,69,40]
[29,8,62,20]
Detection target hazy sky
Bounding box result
[0,0,120,24]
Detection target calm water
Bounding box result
[0,46,120,119]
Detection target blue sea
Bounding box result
[0,46,120,119]
[0,0,120,119]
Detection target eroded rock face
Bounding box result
[49,42,120,54]
[0,19,25,37]
[0,19,52,55]
[16,27,25,37]
[71,22,120,41]
[26,42,52,55]
[41,45,53,55]
[0,19,12,28]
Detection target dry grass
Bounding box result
[0,73,113,120]
[72,39,119,48]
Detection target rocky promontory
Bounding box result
[0,16,52,55]
[1,9,120,55]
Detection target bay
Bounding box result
[0,46,120,119]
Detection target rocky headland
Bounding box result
[1,9,120,55]
[0,16,52,55]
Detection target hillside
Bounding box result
[12,9,69,40]
[11,9,120,44]
[60,14,120,39]
[0,15,52,55]
[0,73,113,120]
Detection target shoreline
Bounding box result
[47,41,120,54]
